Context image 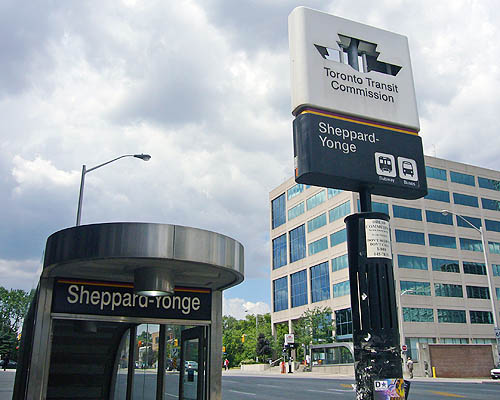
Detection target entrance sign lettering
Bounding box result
[52,279,212,321]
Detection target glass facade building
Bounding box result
[270,156,500,362]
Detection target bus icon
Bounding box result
[402,160,414,176]
[375,153,396,178]
[397,157,418,181]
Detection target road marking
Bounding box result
[327,388,354,392]
[428,390,466,398]
[229,390,257,396]
[257,384,278,388]
[340,383,353,388]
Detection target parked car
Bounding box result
[491,363,500,379]
[185,361,198,371]
[0,360,17,369]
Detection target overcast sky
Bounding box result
[1,0,500,319]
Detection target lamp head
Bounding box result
[134,154,151,161]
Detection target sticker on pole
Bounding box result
[374,378,405,399]
[365,219,392,259]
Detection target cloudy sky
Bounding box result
[1,0,500,319]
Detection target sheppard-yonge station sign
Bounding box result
[52,279,212,321]
[289,7,427,199]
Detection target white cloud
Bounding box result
[0,258,41,291]
[223,296,271,320]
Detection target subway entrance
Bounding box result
[47,319,208,400]
[13,223,244,400]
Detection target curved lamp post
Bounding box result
[441,209,500,355]
[76,154,151,226]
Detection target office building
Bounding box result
[269,155,500,360]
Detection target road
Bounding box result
[222,375,500,400]
[2,370,499,399]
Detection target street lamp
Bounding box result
[76,154,151,226]
[441,209,500,357]
[398,289,414,355]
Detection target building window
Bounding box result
[426,166,447,181]
[470,310,493,324]
[333,280,350,298]
[273,277,288,312]
[459,238,482,252]
[393,205,422,221]
[450,171,475,186]
[456,215,482,229]
[453,193,479,208]
[429,234,456,248]
[288,202,305,221]
[329,201,351,223]
[478,177,500,191]
[400,281,431,296]
[493,264,500,276]
[466,286,490,299]
[440,338,469,344]
[425,188,450,203]
[332,254,349,272]
[287,183,304,200]
[272,193,286,229]
[481,197,500,211]
[496,287,500,299]
[485,219,500,232]
[431,258,459,273]
[291,270,308,308]
[425,210,453,225]
[463,262,486,275]
[307,213,327,232]
[310,262,330,303]
[403,307,434,322]
[489,241,500,254]
[272,234,287,269]
[335,308,352,340]
[437,309,466,323]
[397,255,428,270]
[308,237,328,256]
[289,225,306,263]
[372,202,389,214]
[306,190,326,211]
[395,229,425,245]
[330,228,347,247]
[434,283,463,297]
[328,188,343,199]
[404,337,435,361]
[472,338,496,344]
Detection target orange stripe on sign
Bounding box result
[57,279,133,288]
[299,109,419,136]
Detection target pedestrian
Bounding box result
[406,357,414,379]
[2,353,10,371]
[224,358,229,371]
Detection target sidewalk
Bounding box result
[0,369,15,400]
[223,367,500,384]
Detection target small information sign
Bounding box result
[365,219,392,259]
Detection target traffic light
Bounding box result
[138,341,143,347]
[241,334,245,343]
[222,346,226,353]
[174,339,178,347]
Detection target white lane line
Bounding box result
[229,389,257,396]
[257,384,278,388]
[327,388,354,392]
[165,393,177,398]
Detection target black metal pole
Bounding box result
[345,204,404,399]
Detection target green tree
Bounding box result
[0,286,34,360]
[293,306,334,360]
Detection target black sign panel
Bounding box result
[52,279,212,321]
[293,109,427,199]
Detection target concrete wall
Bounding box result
[240,364,271,372]
[311,364,354,375]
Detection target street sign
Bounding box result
[284,334,295,345]
[293,109,427,199]
[401,345,407,352]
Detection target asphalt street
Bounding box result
[1,369,499,399]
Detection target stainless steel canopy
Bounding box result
[42,223,244,290]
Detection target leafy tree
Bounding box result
[256,333,272,359]
[293,306,334,360]
[0,287,34,360]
